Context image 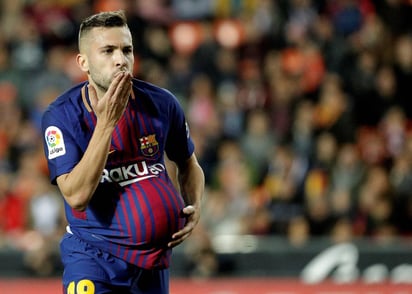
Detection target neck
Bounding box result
[88,80,106,100]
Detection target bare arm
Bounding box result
[56,72,132,211]
[168,153,205,247]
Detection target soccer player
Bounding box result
[41,10,205,294]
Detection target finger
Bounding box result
[183,205,195,215]
[113,73,132,103]
[180,205,195,218]
[168,239,181,248]
[168,239,183,248]
[107,71,125,99]
[119,74,133,101]
[168,231,191,248]
[172,222,194,240]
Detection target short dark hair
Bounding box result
[78,10,128,49]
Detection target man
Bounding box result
[41,10,204,294]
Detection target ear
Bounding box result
[76,53,89,73]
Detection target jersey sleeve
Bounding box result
[164,91,195,165]
[41,108,82,185]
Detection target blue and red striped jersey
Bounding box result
[41,79,195,269]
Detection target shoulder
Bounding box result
[43,82,87,116]
[132,79,179,106]
[41,82,87,128]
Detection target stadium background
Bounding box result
[1,0,412,293]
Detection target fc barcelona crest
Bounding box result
[139,134,159,157]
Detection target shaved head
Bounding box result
[78,10,128,53]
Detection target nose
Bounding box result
[114,50,127,68]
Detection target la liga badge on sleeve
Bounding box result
[45,126,66,159]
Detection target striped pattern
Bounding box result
[77,84,186,269]
[43,80,192,269]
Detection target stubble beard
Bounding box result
[90,68,131,93]
[89,64,132,93]
[89,72,110,93]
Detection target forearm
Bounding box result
[168,154,204,247]
[178,155,205,208]
[57,123,114,211]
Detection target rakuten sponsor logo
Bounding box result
[101,162,165,186]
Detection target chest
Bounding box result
[78,105,167,164]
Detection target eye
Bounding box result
[123,47,133,54]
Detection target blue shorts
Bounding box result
[60,233,169,294]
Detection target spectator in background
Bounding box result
[374,0,412,37]
[0,41,24,103]
[240,109,277,183]
[213,47,239,97]
[311,132,338,173]
[217,79,244,140]
[288,99,316,161]
[353,165,394,236]
[26,46,73,111]
[287,215,310,247]
[349,49,380,126]
[367,65,399,125]
[263,144,307,234]
[236,57,268,111]
[171,0,213,20]
[24,173,64,276]
[187,73,220,141]
[202,140,253,235]
[9,16,44,75]
[0,169,27,248]
[313,73,356,144]
[167,52,195,102]
[330,143,365,195]
[0,82,22,172]
[393,35,412,119]
[266,69,298,141]
[330,217,354,244]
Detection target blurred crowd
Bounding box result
[1,0,412,277]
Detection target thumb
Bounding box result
[88,84,98,111]
[182,205,195,216]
